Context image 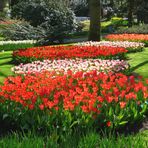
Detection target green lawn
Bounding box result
[0,129,147,147]
[0,51,13,84]
[127,48,148,78]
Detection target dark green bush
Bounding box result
[116,24,148,34]
[12,0,48,27]
[1,21,41,41]
[8,0,78,45]
[70,0,89,16]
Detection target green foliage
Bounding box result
[11,0,45,27]
[81,17,128,34]
[117,24,148,34]
[111,17,128,27]
[1,21,40,41]
[101,17,128,33]
[0,99,94,135]
[9,0,77,45]
[70,0,89,16]
[0,129,147,147]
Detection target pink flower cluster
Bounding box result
[76,41,144,49]
[12,58,129,75]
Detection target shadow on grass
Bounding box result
[130,60,148,72]
[0,56,12,60]
[0,55,13,66]
[0,60,13,66]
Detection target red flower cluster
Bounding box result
[105,34,148,42]
[0,71,147,114]
[13,45,127,61]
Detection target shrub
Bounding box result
[0,71,147,133]
[117,25,148,34]
[70,0,89,16]
[11,0,46,27]
[10,0,77,45]
[1,21,41,41]
[12,45,127,63]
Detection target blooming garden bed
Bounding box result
[0,71,147,132]
[76,41,144,52]
[105,34,148,46]
[12,59,129,75]
[13,45,127,63]
[0,33,148,138]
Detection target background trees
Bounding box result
[3,0,77,45]
[0,0,148,43]
[0,0,9,17]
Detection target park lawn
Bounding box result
[0,129,147,147]
[81,20,112,32]
[127,47,148,78]
[0,51,13,84]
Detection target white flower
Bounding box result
[75,41,144,49]
[12,58,129,75]
[0,40,36,45]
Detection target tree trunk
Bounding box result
[88,0,101,41]
[128,0,134,27]
[0,0,5,12]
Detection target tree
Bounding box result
[0,0,9,18]
[0,0,5,12]
[127,0,134,27]
[110,0,114,7]
[10,0,20,7]
[88,0,101,41]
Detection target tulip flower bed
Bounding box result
[0,71,147,132]
[12,45,127,63]
[12,59,129,75]
[76,41,144,53]
[105,34,148,46]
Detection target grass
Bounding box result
[0,51,13,84]
[0,46,148,147]
[0,130,147,147]
[127,47,148,78]
[0,43,35,51]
